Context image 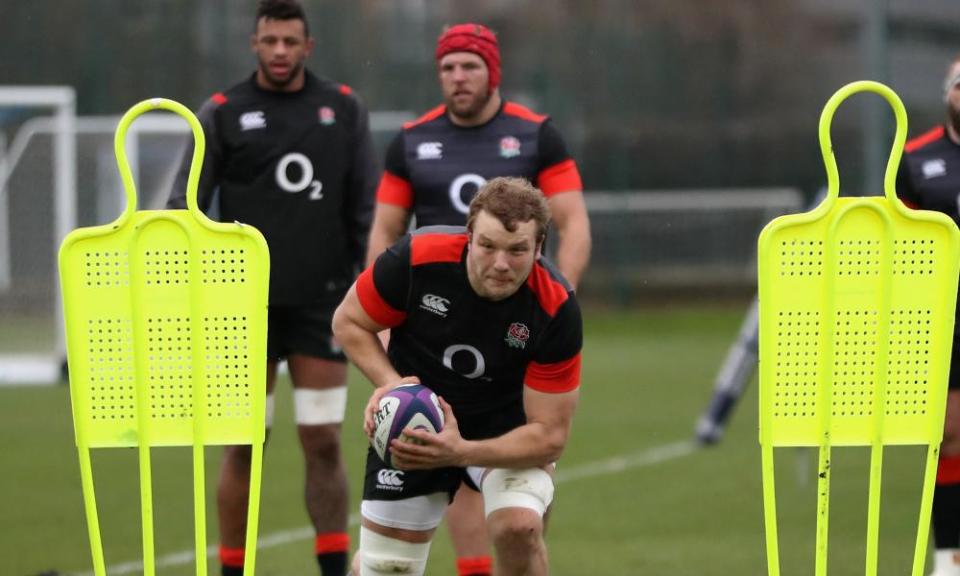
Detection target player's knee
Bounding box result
[358,527,430,576]
[297,422,342,459]
[487,508,543,555]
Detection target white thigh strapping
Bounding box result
[359,526,431,576]
[294,386,347,425]
[360,493,449,531]
[264,393,276,428]
[478,467,555,517]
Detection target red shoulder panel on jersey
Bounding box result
[403,105,446,130]
[376,171,414,208]
[411,233,467,266]
[905,126,945,153]
[938,454,960,484]
[538,159,583,196]
[525,354,581,393]
[356,267,407,327]
[338,84,353,95]
[211,92,228,105]
[503,102,547,124]
[525,263,570,317]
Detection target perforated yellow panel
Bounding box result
[760,200,958,447]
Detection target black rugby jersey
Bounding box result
[168,70,378,306]
[376,101,582,227]
[897,126,960,226]
[355,227,582,440]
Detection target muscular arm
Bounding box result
[548,191,591,289]
[331,284,400,389]
[365,203,411,268]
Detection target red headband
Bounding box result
[435,23,501,92]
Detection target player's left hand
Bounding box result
[389,397,466,470]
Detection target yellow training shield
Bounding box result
[758,81,960,575]
[59,99,269,576]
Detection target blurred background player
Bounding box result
[334,177,583,576]
[896,54,960,576]
[694,297,759,445]
[363,22,591,576]
[167,1,378,574]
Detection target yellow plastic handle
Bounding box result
[113,98,206,222]
[817,80,909,209]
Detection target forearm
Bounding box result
[458,421,569,469]
[549,192,591,289]
[555,224,591,289]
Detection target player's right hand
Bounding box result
[363,375,421,439]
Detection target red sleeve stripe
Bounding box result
[211,92,228,105]
[403,105,447,129]
[938,454,960,484]
[537,159,583,196]
[338,84,353,95]
[905,126,944,153]
[525,263,569,317]
[376,171,414,208]
[503,101,547,124]
[525,354,581,393]
[356,267,407,327]
[411,233,467,266]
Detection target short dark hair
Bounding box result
[256,0,310,37]
[467,177,550,244]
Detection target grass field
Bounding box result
[0,305,938,575]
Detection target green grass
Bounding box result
[0,305,938,575]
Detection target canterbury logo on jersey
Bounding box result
[420,294,450,317]
[417,142,443,160]
[376,469,405,490]
[240,111,266,131]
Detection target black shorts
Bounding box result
[267,304,346,362]
[361,446,478,502]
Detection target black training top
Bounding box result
[356,226,583,440]
[168,70,378,306]
[375,101,582,227]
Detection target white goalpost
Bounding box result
[0,86,76,384]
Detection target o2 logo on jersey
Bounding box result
[442,344,485,379]
[275,152,324,200]
[449,174,486,214]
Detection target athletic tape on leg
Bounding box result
[294,386,347,425]
[480,467,554,517]
[360,493,448,531]
[359,526,431,576]
[264,393,275,428]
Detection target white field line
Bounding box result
[76,439,698,576]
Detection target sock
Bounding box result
[219,545,245,576]
[315,532,350,576]
[456,555,493,576]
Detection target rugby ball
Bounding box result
[372,383,444,468]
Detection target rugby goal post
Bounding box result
[0,86,76,383]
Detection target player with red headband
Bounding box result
[364,25,591,575]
